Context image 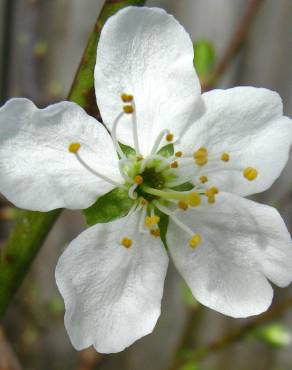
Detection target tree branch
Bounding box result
[0,0,146,318]
[201,0,265,91]
[169,297,292,369]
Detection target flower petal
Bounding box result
[55,211,169,353]
[0,98,122,211]
[95,6,203,155]
[167,192,292,318]
[177,87,292,196]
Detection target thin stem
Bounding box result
[201,0,265,91]
[131,100,141,155]
[75,153,123,188]
[111,112,126,159]
[168,297,292,370]
[150,129,169,155]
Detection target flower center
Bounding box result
[68,92,259,250]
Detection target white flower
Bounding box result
[0,6,292,354]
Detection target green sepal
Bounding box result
[83,188,134,226]
[155,209,169,249]
[172,182,194,191]
[158,143,174,158]
[119,143,136,158]
[193,39,216,78]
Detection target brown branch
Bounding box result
[76,348,104,370]
[170,297,292,369]
[201,0,265,91]
[0,326,22,370]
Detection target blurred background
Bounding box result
[0,0,292,369]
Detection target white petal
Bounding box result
[177,87,292,196]
[95,6,203,155]
[55,211,169,353]
[167,193,292,318]
[0,98,122,211]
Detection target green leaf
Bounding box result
[119,142,136,158]
[250,322,291,348]
[181,283,199,308]
[83,188,134,226]
[179,362,200,370]
[155,209,169,249]
[193,39,216,78]
[158,144,174,158]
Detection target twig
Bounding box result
[201,0,265,91]
[0,325,22,370]
[170,297,292,369]
[76,348,104,370]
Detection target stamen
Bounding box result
[68,142,80,153]
[121,93,133,103]
[131,100,141,156]
[123,105,134,114]
[150,229,161,237]
[145,215,160,229]
[170,161,179,169]
[193,147,208,166]
[121,237,132,248]
[71,149,123,188]
[118,159,133,183]
[111,112,126,159]
[150,129,170,155]
[200,175,208,184]
[221,152,230,162]
[186,192,201,207]
[243,167,258,181]
[139,207,149,234]
[178,200,188,211]
[134,175,143,184]
[205,187,219,204]
[166,133,174,142]
[140,197,148,206]
[175,151,183,157]
[128,184,138,199]
[189,234,202,249]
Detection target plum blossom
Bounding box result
[0,6,292,354]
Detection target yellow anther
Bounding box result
[166,133,174,142]
[195,146,207,155]
[200,175,208,184]
[150,229,161,237]
[175,151,183,157]
[123,105,134,114]
[210,186,219,194]
[68,142,81,153]
[186,192,201,207]
[189,234,202,249]
[207,194,215,204]
[170,161,179,169]
[243,167,258,181]
[121,93,133,102]
[205,187,218,204]
[145,215,160,229]
[178,200,188,211]
[193,147,208,166]
[121,237,132,248]
[134,175,143,185]
[140,198,148,206]
[221,152,230,162]
[136,155,144,161]
[195,157,208,166]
